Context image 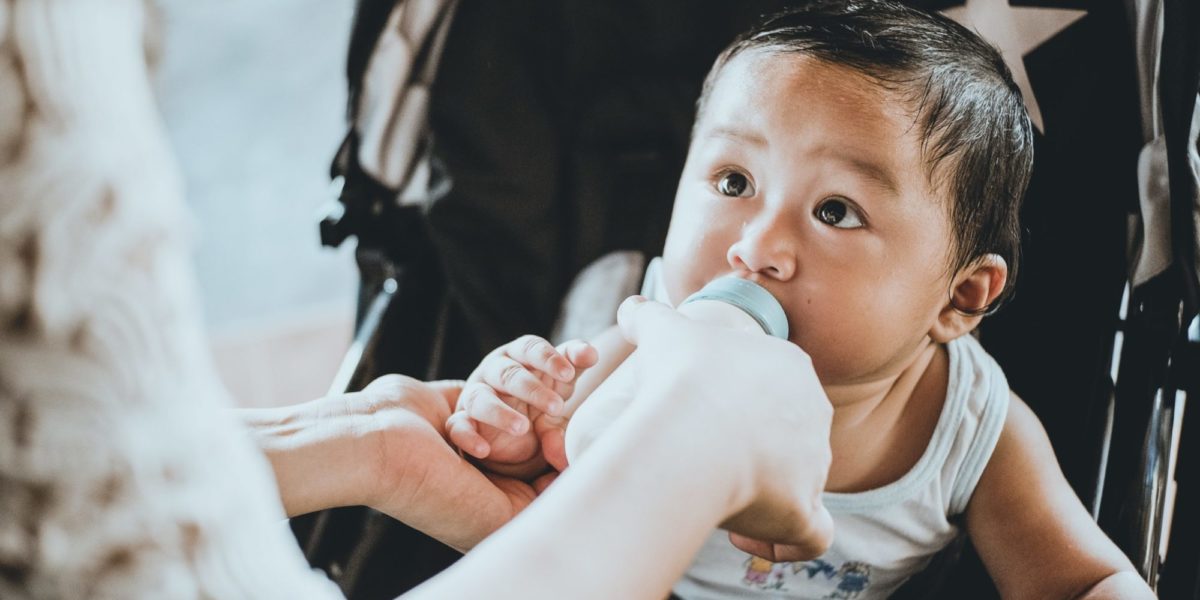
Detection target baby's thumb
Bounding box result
[616,295,683,346]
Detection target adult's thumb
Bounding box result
[615,295,683,346]
[537,420,569,472]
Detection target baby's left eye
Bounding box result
[815,198,865,229]
[715,171,755,198]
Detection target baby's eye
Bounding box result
[815,198,865,229]
[716,171,755,198]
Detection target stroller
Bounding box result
[293,1,1200,598]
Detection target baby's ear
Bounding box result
[930,254,1008,343]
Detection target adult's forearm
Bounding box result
[238,398,374,517]
[407,395,744,600]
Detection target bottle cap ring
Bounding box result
[680,277,789,340]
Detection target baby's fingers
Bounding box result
[506,335,576,383]
[459,382,530,436]
[548,339,599,400]
[446,412,490,459]
[482,354,565,416]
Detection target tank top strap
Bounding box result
[943,334,1011,516]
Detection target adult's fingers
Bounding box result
[532,470,559,494]
[428,379,466,410]
[728,534,780,562]
[530,404,569,471]
[615,295,688,346]
[728,503,835,562]
[558,339,599,372]
[803,503,835,558]
[360,373,421,397]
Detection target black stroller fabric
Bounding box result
[422,1,791,371]
[304,1,1199,598]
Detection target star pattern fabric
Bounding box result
[943,0,1086,132]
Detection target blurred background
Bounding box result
[155,0,358,407]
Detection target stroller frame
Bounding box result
[298,1,1200,598]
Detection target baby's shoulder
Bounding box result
[965,391,1067,509]
[934,338,1015,514]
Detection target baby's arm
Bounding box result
[966,393,1153,599]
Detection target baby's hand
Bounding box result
[447,335,597,477]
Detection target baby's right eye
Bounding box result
[715,170,755,198]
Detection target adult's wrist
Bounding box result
[412,379,751,600]
[619,377,757,519]
[239,397,377,516]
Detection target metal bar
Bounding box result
[302,277,398,563]
[327,277,398,396]
[1094,281,1132,519]
[1135,388,1174,585]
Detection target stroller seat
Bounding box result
[301,1,1200,598]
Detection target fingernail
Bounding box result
[547,398,564,417]
[557,365,573,380]
[511,420,527,435]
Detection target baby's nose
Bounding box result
[726,220,797,280]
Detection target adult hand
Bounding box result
[408,296,835,600]
[614,296,836,560]
[244,375,551,552]
[359,376,557,550]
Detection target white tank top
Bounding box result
[641,259,1011,600]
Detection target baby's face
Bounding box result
[662,51,956,384]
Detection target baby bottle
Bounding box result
[564,275,790,464]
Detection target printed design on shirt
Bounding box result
[741,556,788,590]
[793,559,872,599]
[738,555,873,597]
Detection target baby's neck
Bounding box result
[828,342,937,420]
[822,339,947,491]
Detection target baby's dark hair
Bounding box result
[696,0,1034,312]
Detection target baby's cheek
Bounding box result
[784,298,875,372]
[658,259,704,304]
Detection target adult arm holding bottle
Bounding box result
[247,296,835,599]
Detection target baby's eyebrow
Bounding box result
[705,126,769,147]
[829,152,900,196]
[702,127,900,196]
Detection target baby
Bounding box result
[445,1,1149,598]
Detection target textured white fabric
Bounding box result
[357,0,457,194]
[0,3,341,598]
